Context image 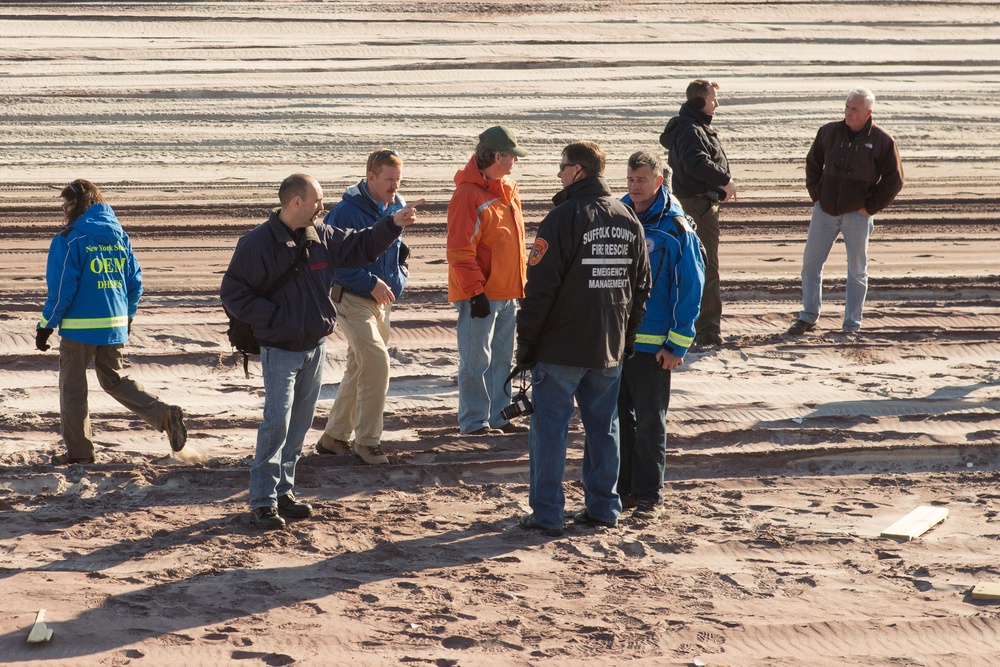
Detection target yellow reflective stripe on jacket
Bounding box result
[635,333,666,346]
[668,330,694,347]
[59,316,128,330]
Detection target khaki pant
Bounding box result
[323,292,391,447]
[59,337,169,458]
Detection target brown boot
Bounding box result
[315,433,350,455]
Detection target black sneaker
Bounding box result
[786,319,816,336]
[250,506,286,530]
[277,494,312,519]
[572,509,616,528]
[518,513,564,537]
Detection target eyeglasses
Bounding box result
[373,149,400,160]
[66,181,79,195]
[559,163,578,172]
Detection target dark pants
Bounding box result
[59,338,168,459]
[679,195,721,337]
[617,352,671,504]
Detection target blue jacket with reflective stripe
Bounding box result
[621,186,705,358]
[40,203,142,345]
[325,180,408,299]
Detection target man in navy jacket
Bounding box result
[316,149,412,466]
[221,173,421,529]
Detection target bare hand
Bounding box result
[858,207,871,217]
[392,198,426,227]
[655,348,683,370]
[722,180,737,203]
[370,277,395,305]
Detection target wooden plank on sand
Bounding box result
[27,609,53,643]
[880,505,948,541]
[971,582,1000,601]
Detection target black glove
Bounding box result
[469,293,490,319]
[515,343,536,370]
[623,343,636,360]
[128,317,133,336]
[36,327,53,351]
[398,241,410,265]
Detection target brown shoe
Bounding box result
[353,442,389,465]
[315,433,350,455]
[163,406,187,452]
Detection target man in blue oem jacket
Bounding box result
[316,149,413,466]
[221,173,422,530]
[617,152,705,521]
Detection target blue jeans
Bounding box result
[799,202,875,331]
[454,297,516,433]
[250,344,325,510]
[617,352,671,504]
[528,362,623,530]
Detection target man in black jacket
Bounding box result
[660,78,736,347]
[786,88,904,336]
[221,173,421,529]
[516,142,651,537]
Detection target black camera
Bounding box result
[501,390,533,421]
[501,366,534,421]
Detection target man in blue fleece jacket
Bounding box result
[617,151,705,521]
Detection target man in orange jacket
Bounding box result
[447,126,529,435]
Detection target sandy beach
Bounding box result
[2,2,1000,665]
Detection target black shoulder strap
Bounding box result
[263,241,311,298]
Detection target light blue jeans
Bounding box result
[799,202,875,331]
[454,297,516,433]
[528,362,623,530]
[250,344,325,510]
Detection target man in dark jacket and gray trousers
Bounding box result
[221,173,421,529]
[515,141,651,537]
[660,78,736,348]
[786,88,903,336]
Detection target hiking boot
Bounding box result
[621,494,638,510]
[519,513,565,537]
[786,319,816,336]
[52,452,95,465]
[496,422,529,434]
[353,442,389,465]
[633,500,665,521]
[572,509,616,528]
[163,405,187,452]
[250,506,286,530]
[315,433,350,455]
[277,494,312,519]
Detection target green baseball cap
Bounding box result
[478,125,527,157]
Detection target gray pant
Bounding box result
[59,337,169,458]
[678,195,722,337]
[798,202,875,331]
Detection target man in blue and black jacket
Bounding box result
[617,151,705,521]
[315,149,412,466]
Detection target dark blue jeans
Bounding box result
[617,352,671,504]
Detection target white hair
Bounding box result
[847,88,875,110]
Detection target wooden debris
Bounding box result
[880,505,948,541]
[27,609,53,643]
[971,582,1000,601]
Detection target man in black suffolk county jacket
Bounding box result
[221,173,421,529]
[660,78,736,348]
[516,142,651,537]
